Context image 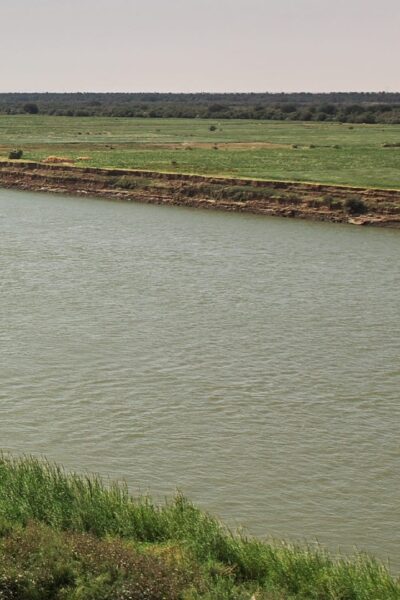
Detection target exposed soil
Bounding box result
[0,160,399,228]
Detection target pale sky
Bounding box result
[1,0,399,93]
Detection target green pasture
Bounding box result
[0,115,399,188]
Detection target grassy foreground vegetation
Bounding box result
[1,116,400,189]
[0,455,398,599]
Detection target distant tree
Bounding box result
[23,103,39,114]
[281,103,297,113]
[0,92,397,123]
[300,110,313,121]
[362,112,376,124]
[208,103,225,113]
[209,125,217,131]
[319,103,336,115]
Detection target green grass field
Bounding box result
[1,115,400,189]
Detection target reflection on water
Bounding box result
[1,188,399,568]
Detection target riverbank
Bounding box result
[0,455,398,599]
[1,160,400,227]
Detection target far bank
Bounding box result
[1,160,399,227]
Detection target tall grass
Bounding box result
[0,454,399,599]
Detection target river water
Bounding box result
[1,188,399,568]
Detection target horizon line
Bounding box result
[1,90,399,95]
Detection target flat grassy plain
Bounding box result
[0,115,400,189]
[0,455,399,599]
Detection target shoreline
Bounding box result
[1,454,398,599]
[1,160,399,227]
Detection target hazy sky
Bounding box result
[1,0,399,93]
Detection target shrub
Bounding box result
[307,198,324,208]
[323,195,343,210]
[8,149,23,159]
[0,522,193,600]
[114,176,137,190]
[344,197,368,215]
[209,125,217,132]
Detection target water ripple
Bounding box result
[1,189,400,568]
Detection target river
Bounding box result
[1,188,399,568]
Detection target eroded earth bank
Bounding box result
[0,160,399,227]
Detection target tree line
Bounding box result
[1,92,400,123]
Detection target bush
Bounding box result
[8,149,23,159]
[0,522,193,600]
[209,125,217,132]
[344,196,368,215]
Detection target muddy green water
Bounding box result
[1,188,399,568]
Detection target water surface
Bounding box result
[1,189,399,568]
